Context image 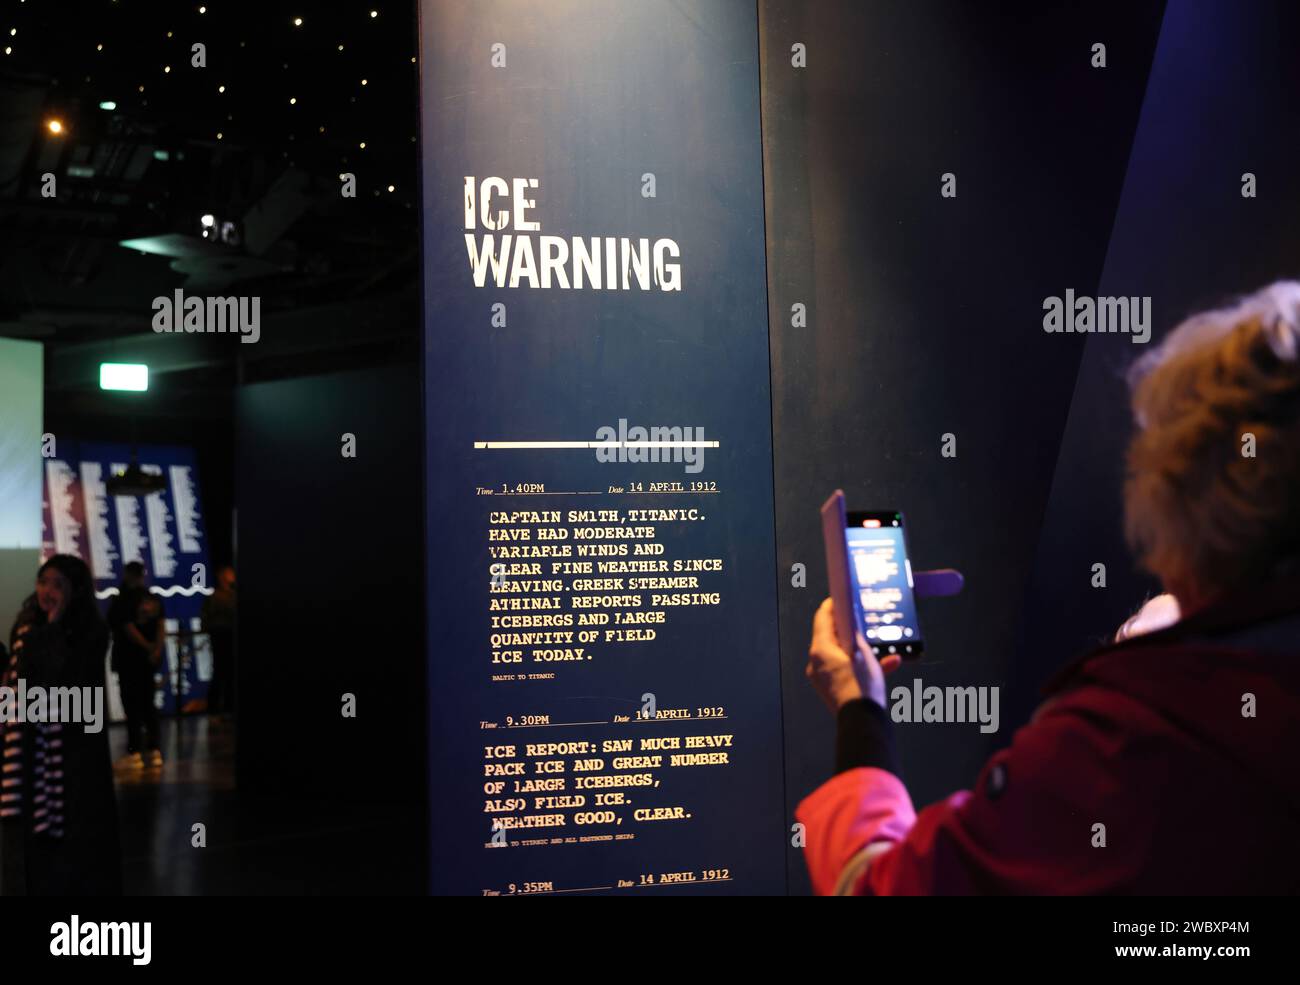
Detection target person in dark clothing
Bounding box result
[201,565,237,720]
[1,554,122,896]
[801,282,1300,894]
[106,561,164,769]
[105,561,144,654]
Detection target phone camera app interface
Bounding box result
[846,516,921,656]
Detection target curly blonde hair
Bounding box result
[1124,282,1300,603]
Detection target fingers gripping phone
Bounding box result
[821,490,924,660]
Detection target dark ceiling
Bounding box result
[0,0,421,419]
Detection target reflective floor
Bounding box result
[109,716,422,895]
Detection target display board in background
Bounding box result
[41,441,212,717]
[422,0,786,894]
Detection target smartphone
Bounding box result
[821,490,924,660]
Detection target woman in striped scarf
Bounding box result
[0,555,121,895]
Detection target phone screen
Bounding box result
[844,511,923,658]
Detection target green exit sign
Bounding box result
[99,363,149,392]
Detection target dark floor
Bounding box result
[110,716,423,894]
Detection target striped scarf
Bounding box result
[1,623,66,839]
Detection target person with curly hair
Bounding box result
[800,282,1300,894]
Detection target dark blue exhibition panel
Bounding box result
[41,441,212,715]
[422,1,785,894]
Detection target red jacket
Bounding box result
[797,577,1300,894]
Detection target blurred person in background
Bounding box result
[202,565,237,723]
[107,561,164,769]
[1,555,122,895]
[106,561,144,688]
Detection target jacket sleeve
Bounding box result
[796,691,1143,895]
